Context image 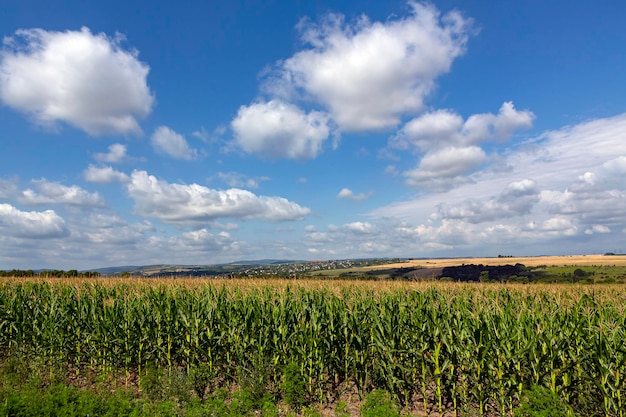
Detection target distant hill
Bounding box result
[223,259,303,266]
[83,265,156,275]
[84,260,302,276]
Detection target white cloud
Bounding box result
[0,203,68,238]
[393,109,463,150]
[0,27,153,135]
[404,145,487,189]
[392,102,534,151]
[151,126,197,160]
[93,143,129,163]
[388,102,533,191]
[127,170,311,224]
[541,217,577,235]
[83,165,130,184]
[368,113,626,255]
[264,2,471,131]
[337,188,371,201]
[20,179,105,207]
[343,221,376,234]
[231,99,331,159]
[489,101,535,141]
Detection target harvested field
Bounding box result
[363,254,626,270]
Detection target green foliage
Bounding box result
[301,405,323,417]
[189,362,213,399]
[0,383,141,417]
[334,400,350,417]
[537,264,626,283]
[236,355,275,410]
[0,269,101,278]
[282,361,308,411]
[360,389,400,417]
[513,385,571,417]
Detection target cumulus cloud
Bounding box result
[83,165,130,184]
[391,102,534,191]
[0,203,68,238]
[541,217,577,235]
[392,102,534,151]
[337,188,371,201]
[0,27,154,135]
[264,2,471,131]
[404,145,487,189]
[231,99,331,159]
[93,143,129,163]
[20,179,105,207]
[151,126,197,160]
[342,221,377,234]
[393,109,464,150]
[126,170,310,224]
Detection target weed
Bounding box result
[513,385,572,417]
[361,389,400,417]
[282,361,308,411]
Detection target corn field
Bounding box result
[0,279,625,416]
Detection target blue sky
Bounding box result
[1,1,626,269]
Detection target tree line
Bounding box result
[0,269,101,278]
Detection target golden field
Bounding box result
[364,253,626,270]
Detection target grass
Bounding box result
[535,264,626,283]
